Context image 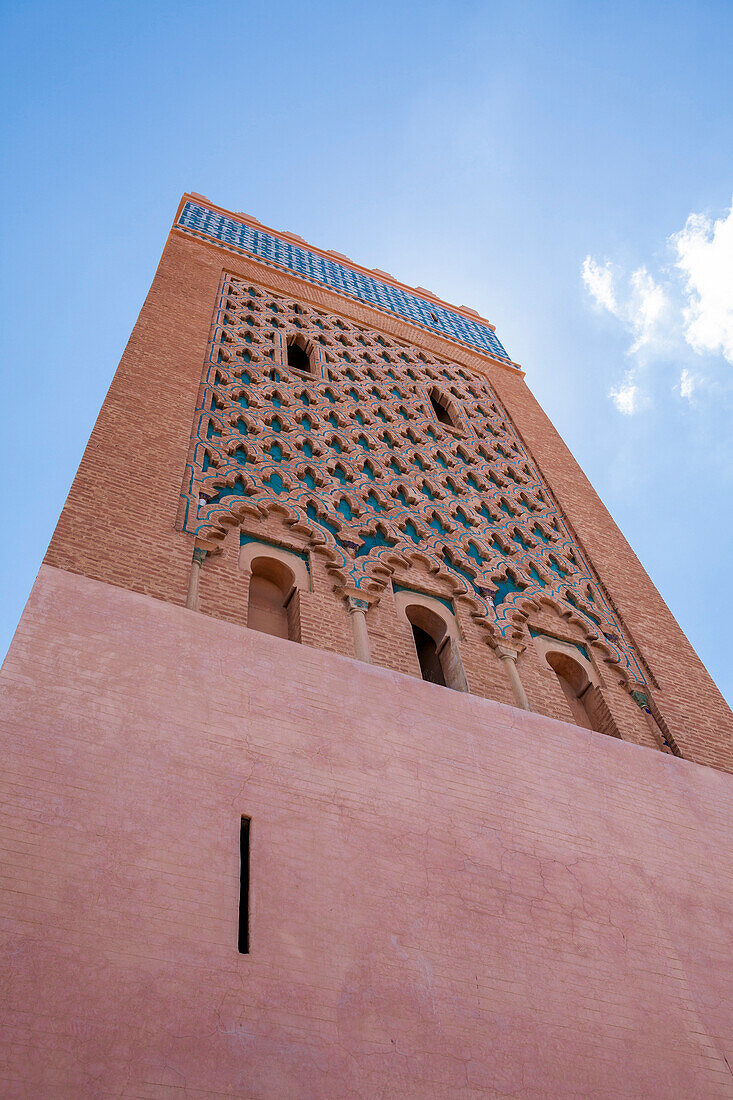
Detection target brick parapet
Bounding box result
[1,565,731,1098]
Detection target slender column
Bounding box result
[347,597,371,663]
[186,547,207,611]
[497,645,531,711]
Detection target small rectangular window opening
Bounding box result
[238,816,251,954]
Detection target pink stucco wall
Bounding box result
[1,565,732,1098]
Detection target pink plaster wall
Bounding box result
[1,565,732,1099]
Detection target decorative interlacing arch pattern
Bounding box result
[180,274,646,684]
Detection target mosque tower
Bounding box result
[1,193,731,1097]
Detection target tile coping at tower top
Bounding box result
[173,193,523,374]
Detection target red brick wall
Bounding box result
[42,216,732,771]
[189,513,659,749]
[1,565,731,1098]
[489,365,733,768]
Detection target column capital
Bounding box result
[345,595,372,663]
[496,644,520,662]
[629,685,651,711]
[342,585,376,610]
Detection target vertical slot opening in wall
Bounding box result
[286,335,312,373]
[428,387,457,428]
[238,816,251,954]
[411,623,447,686]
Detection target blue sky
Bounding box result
[1,1,731,703]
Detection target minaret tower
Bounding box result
[1,194,731,1098]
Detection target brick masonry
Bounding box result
[2,195,732,1096]
[42,196,733,770]
[1,565,731,1098]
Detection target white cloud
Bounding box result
[609,375,639,415]
[673,203,733,363]
[582,198,733,414]
[627,266,670,353]
[679,368,696,399]
[581,257,618,314]
[581,257,671,358]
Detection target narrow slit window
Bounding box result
[429,389,456,428]
[403,601,468,692]
[287,338,311,373]
[545,653,597,732]
[238,816,250,954]
[247,557,299,641]
[411,623,446,685]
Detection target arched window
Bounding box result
[411,620,446,685]
[247,557,299,642]
[531,632,622,739]
[428,387,458,429]
[286,335,312,374]
[403,602,467,692]
[546,652,597,731]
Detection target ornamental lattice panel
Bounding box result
[180,274,646,684]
